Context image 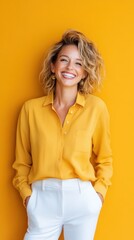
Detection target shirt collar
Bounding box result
[76,92,86,107]
[42,92,53,107]
[42,91,86,107]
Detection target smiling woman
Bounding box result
[40,30,103,95]
[51,45,87,89]
[12,30,113,240]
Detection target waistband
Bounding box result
[32,178,92,192]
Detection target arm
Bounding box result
[12,103,32,206]
[92,102,113,200]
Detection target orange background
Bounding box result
[1,0,134,239]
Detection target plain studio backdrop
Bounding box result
[0,0,134,239]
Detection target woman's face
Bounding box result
[51,44,87,89]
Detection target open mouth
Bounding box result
[61,72,76,79]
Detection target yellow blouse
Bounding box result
[12,92,113,203]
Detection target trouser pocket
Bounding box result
[84,182,102,214]
[26,185,37,212]
[26,184,61,231]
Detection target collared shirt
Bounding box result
[12,92,113,203]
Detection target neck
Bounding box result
[54,84,78,108]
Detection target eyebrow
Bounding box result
[59,54,82,61]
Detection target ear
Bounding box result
[82,70,88,79]
[51,63,55,73]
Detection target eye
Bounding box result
[76,62,82,66]
[60,58,68,62]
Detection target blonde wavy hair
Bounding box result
[39,30,104,95]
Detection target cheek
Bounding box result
[78,69,86,76]
[54,62,65,72]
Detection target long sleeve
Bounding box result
[12,103,32,204]
[92,102,113,199]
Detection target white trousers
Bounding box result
[24,178,102,240]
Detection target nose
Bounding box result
[66,60,73,70]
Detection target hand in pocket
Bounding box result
[25,196,31,208]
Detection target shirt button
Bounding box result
[64,131,67,135]
[66,120,69,124]
[70,110,73,114]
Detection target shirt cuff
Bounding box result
[19,186,32,206]
[93,180,109,199]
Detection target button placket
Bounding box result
[69,110,73,114]
[63,116,71,135]
[62,105,77,135]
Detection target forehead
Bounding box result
[58,44,81,59]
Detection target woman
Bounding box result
[12,30,113,240]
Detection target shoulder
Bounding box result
[24,96,46,106]
[85,94,108,112]
[85,94,110,123]
[23,96,46,109]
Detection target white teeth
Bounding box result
[62,73,75,78]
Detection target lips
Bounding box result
[61,72,76,79]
